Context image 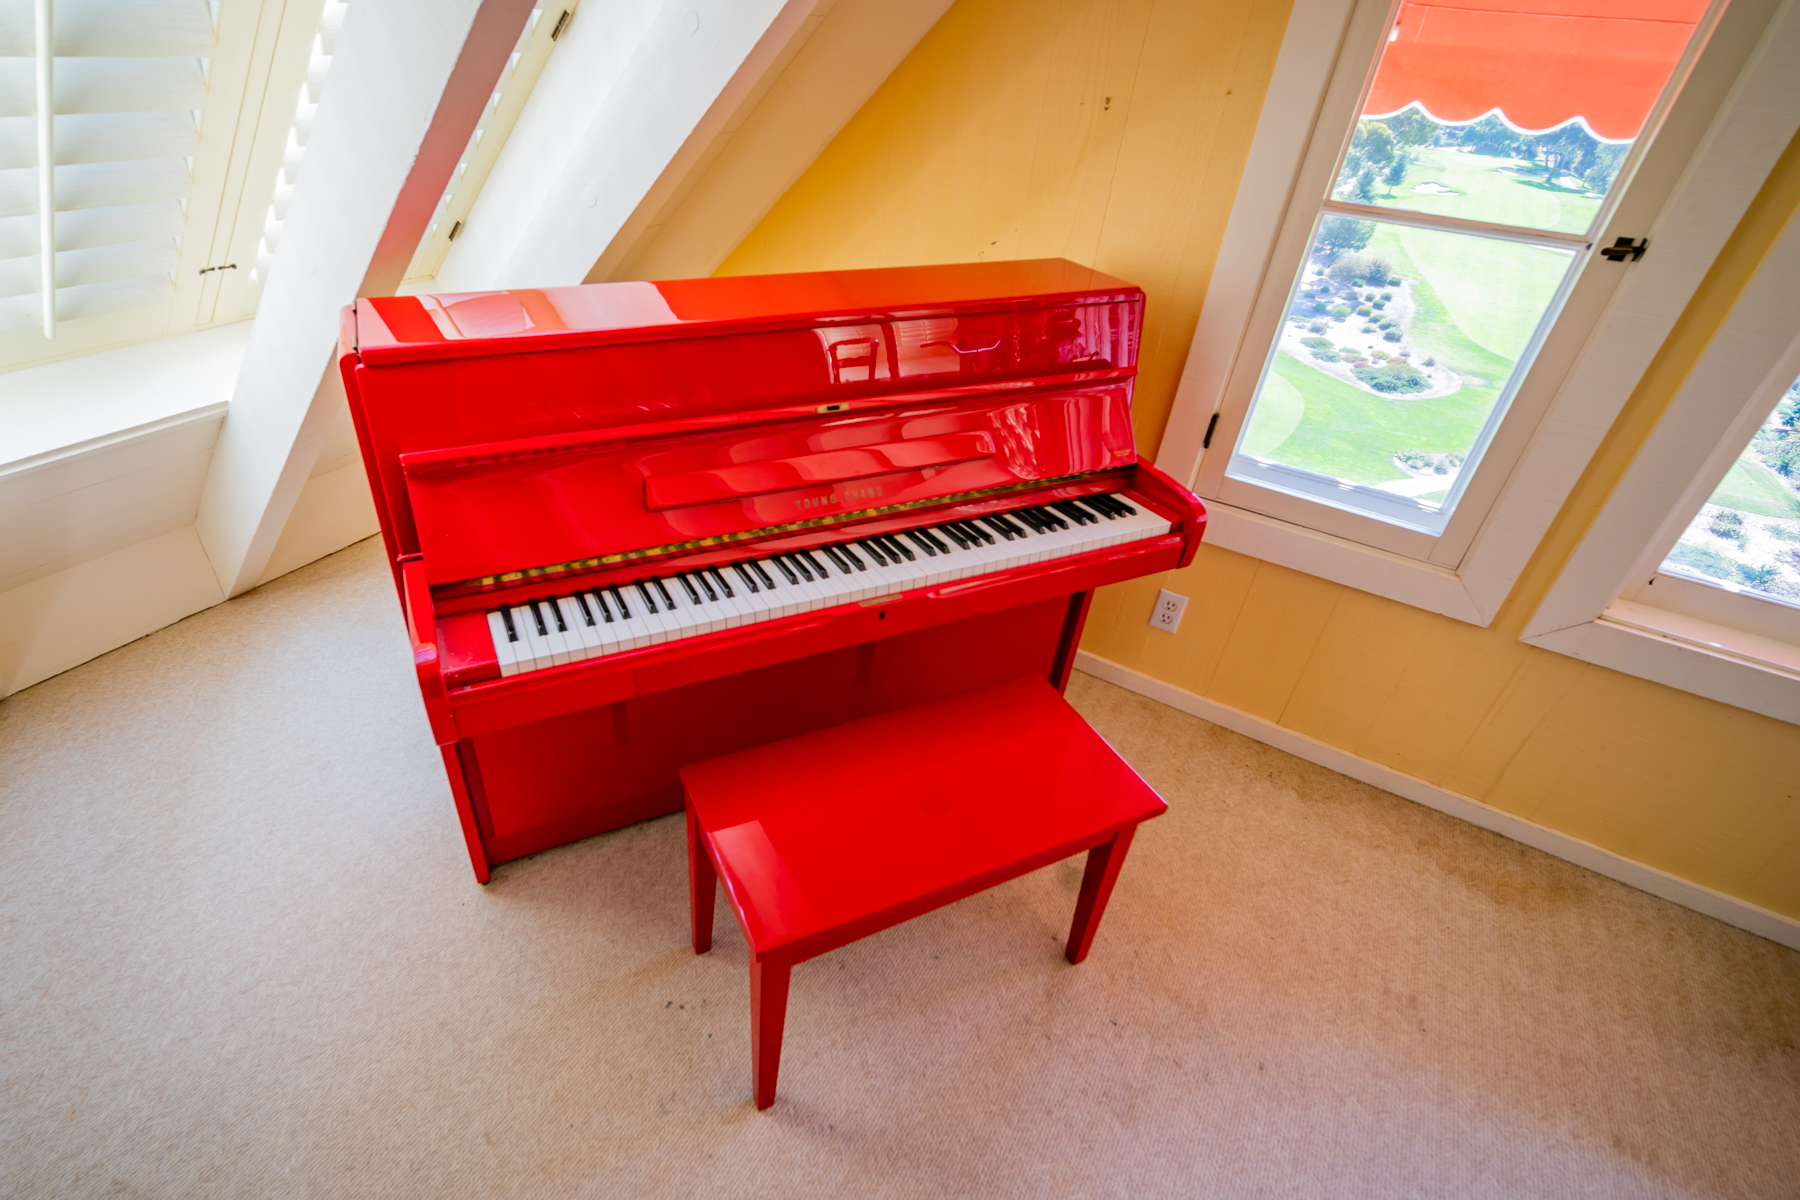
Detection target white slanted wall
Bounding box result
[1,0,956,699]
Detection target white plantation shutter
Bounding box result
[251,0,344,285]
[0,0,215,336]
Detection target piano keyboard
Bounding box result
[484,493,1169,677]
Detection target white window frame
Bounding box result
[1523,206,1800,723]
[1156,0,1800,626]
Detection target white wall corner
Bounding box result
[194,0,537,599]
[605,0,957,283]
[433,0,832,292]
[0,527,225,699]
[1073,649,1800,952]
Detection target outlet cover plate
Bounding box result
[1150,589,1187,633]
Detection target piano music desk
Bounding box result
[680,676,1167,1110]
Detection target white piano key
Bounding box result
[487,610,521,677]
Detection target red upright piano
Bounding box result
[339,259,1206,882]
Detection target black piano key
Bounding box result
[1088,494,1122,517]
[500,607,519,642]
[1052,500,1093,525]
[784,553,812,582]
[1014,508,1045,531]
[859,538,889,565]
[960,520,996,545]
[980,515,1016,541]
[800,549,834,577]
[885,534,916,561]
[548,597,569,631]
[654,578,678,610]
[634,582,659,614]
[918,527,950,553]
[733,563,760,593]
[1117,498,1138,515]
[938,523,970,549]
[903,530,936,557]
[1034,506,1069,531]
[752,560,778,589]
[574,592,596,625]
[772,557,799,585]
[591,589,614,623]
[609,585,632,618]
[680,573,704,604]
[1004,513,1037,536]
[528,599,549,636]
[708,567,733,598]
[840,544,868,570]
[1071,497,1112,520]
[822,544,853,573]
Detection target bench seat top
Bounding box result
[679,676,1166,956]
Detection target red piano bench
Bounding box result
[679,675,1168,1110]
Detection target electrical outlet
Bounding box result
[1149,589,1187,633]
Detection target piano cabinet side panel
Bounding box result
[464,597,1073,871]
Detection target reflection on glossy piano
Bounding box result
[340,259,1206,883]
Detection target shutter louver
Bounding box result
[0,0,216,336]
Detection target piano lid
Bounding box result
[353,259,1142,367]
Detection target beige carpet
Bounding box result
[2,537,1796,1199]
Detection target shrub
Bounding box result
[1397,349,1411,358]
[1371,350,1388,360]
[1371,300,1386,310]
[1421,356,1435,366]
[1327,252,1395,286]
[1769,523,1800,542]
[1300,336,1334,350]
[1331,305,1351,321]
[1354,359,1429,393]
[1361,325,1377,334]
[1356,305,1372,317]
[1308,319,1328,334]
[1709,509,1746,543]
[1378,318,1396,329]
[1394,449,1465,474]
[1380,292,1393,301]
[1383,329,1403,342]
[1738,563,1781,591]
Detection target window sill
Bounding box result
[1525,599,1800,724]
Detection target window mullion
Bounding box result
[1317,199,1593,251]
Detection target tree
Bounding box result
[1381,107,1440,147]
[1383,152,1409,188]
[1313,216,1374,263]
[1525,124,1598,182]
[1351,120,1395,167]
[1352,165,1378,204]
[1458,115,1518,157]
[1582,142,1628,193]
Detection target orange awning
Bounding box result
[1364,0,1710,142]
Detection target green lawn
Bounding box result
[1252,351,1494,485]
[1359,147,1602,236]
[1709,452,1800,519]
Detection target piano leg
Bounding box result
[443,742,493,885]
[688,800,717,955]
[1064,826,1137,965]
[751,955,792,1111]
[1050,590,1095,694]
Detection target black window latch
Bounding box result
[1599,237,1647,263]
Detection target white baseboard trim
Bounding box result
[1074,650,1800,952]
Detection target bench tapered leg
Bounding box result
[688,800,716,955]
[751,956,792,1110]
[1065,826,1137,965]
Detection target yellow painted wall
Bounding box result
[717,0,1800,920]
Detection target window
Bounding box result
[1,0,322,374]
[1523,186,1800,722]
[1656,370,1800,605]
[1157,0,1791,624]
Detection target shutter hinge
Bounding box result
[1202,411,1221,449]
[198,263,238,275]
[550,9,572,40]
